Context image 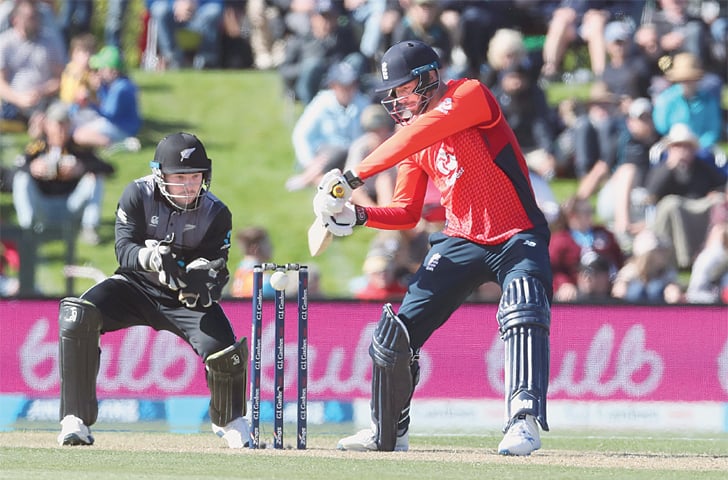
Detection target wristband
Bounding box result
[343,170,365,189]
[354,205,368,225]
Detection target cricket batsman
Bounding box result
[313,40,553,455]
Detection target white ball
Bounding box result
[270,271,289,291]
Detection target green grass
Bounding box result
[1,427,727,479]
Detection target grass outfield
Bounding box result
[1,424,727,479]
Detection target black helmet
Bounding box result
[377,41,441,125]
[375,40,440,93]
[150,132,211,211]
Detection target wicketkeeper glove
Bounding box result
[322,203,368,237]
[178,257,228,308]
[313,168,363,218]
[138,235,187,291]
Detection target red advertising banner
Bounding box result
[1,300,726,402]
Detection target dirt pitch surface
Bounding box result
[3,431,727,472]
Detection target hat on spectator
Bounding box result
[90,45,124,71]
[604,21,632,43]
[45,101,71,123]
[664,123,699,149]
[360,104,394,132]
[326,61,358,87]
[628,97,652,119]
[665,52,703,82]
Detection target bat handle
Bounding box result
[332,184,345,198]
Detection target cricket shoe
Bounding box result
[212,417,251,449]
[336,426,409,452]
[57,415,94,446]
[498,414,541,456]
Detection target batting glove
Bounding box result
[322,203,368,237]
[313,168,363,218]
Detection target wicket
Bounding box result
[249,263,308,449]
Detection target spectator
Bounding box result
[600,20,651,99]
[700,0,726,80]
[685,185,728,304]
[651,52,723,150]
[490,58,560,183]
[595,97,659,249]
[56,0,94,47]
[574,251,620,303]
[148,0,224,70]
[480,28,538,90]
[0,0,66,131]
[438,1,554,81]
[278,0,362,104]
[105,0,131,49]
[11,101,114,245]
[638,0,713,72]
[549,196,624,302]
[230,226,276,299]
[352,247,407,301]
[72,45,141,151]
[645,123,726,269]
[540,0,646,80]
[245,0,287,70]
[611,228,683,303]
[391,0,452,67]
[344,103,397,207]
[285,61,371,191]
[219,1,254,69]
[571,81,623,184]
[59,33,97,124]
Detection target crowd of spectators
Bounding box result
[0,0,726,304]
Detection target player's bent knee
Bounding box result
[59,297,103,336]
[497,276,551,333]
[206,339,248,426]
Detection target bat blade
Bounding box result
[307,218,333,256]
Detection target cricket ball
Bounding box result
[270,271,289,291]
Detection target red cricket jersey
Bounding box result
[355,78,547,245]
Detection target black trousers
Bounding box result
[82,274,236,360]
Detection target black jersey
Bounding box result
[113,174,232,303]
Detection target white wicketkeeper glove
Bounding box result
[138,237,187,290]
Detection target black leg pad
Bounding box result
[206,339,248,426]
[59,297,102,426]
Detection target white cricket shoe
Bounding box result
[336,427,409,452]
[498,414,541,456]
[57,415,94,446]
[212,417,251,449]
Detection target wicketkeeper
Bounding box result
[313,40,553,455]
[57,132,250,448]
